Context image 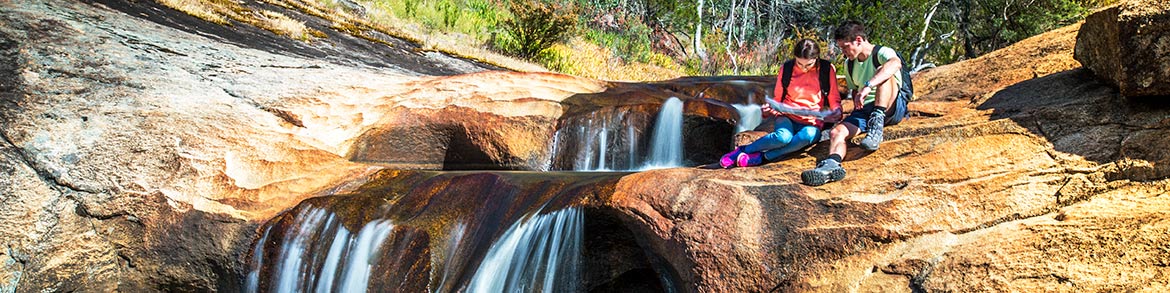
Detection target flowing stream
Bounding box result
[245,207,399,293]
[550,97,688,171]
[466,208,583,292]
[246,96,718,292]
[731,103,762,132]
[640,97,684,170]
[244,172,633,292]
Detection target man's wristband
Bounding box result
[864,80,873,88]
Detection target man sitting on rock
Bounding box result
[801,20,911,186]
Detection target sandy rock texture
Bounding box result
[0,0,529,290]
[1074,0,1170,97]
[2,0,1169,291]
[590,17,1170,292]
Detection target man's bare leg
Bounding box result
[872,78,898,109]
[829,121,860,160]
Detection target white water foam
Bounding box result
[466,207,583,292]
[641,97,684,170]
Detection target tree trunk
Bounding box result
[958,0,977,58]
[695,0,707,61]
[726,0,740,74]
[910,0,944,69]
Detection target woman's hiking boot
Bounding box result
[801,159,846,186]
[720,147,744,168]
[736,152,764,167]
[860,111,885,151]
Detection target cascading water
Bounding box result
[246,172,631,292]
[245,206,399,293]
[641,97,684,170]
[549,97,693,171]
[466,207,583,292]
[732,103,762,132]
[550,108,647,171]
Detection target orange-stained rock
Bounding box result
[4,0,1170,291]
[1074,0,1170,97]
[735,131,768,147]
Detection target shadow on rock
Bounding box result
[976,68,1170,171]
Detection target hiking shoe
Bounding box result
[719,147,744,168]
[736,152,764,167]
[860,111,886,151]
[801,159,846,186]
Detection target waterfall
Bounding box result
[335,220,395,292]
[467,207,583,293]
[732,103,762,132]
[245,207,396,293]
[245,171,683,292]
[642,97,684,170]
[550,108,645,171]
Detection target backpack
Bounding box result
[779,59,834,110]
[846,45,914,103]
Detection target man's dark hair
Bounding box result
[792,39,820,59]
[833,20,867,42]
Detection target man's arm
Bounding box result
[865,53,902,88]
[853,48,903,103]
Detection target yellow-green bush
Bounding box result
[494,0,578,58]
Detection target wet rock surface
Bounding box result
[2,0,1169,292]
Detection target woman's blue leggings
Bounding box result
[742,116,820,161]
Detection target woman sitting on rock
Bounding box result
[720,38,843,168]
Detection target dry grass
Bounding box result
[156,0,325,41]
[256,10,315,40]
[154,0,686,80]
[545,39,683,82]
[158,0,229,24]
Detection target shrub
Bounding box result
[535,44,577,74]
[497,0,579,58]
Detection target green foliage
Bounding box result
[402,0,419,16]
[374,0,503,43]
[820,0,933,58]
[818,0,1094,69]
[582,22,654,63]
[438,1,458,28]
[372,0,1115,78]
[961,0,1088,56]
[494,0,579,58]
[535,45,576,73]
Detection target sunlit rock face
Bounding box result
[1074,0,1170,97]
[340,70,770,171]
[0,0,487,290]
[4,0,1170,291]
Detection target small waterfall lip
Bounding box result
[336,219,395,293]
[640,97,685,170]
[466,207,583,293]
[732,103,762,132]
[244,225,273,293]
[550,96,694,172]
[247,205,398,293]
[435,222,468,293]
[274,208,332,293]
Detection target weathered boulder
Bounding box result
[593,21,1170,292]
[345,71,605,170]
[5,0,1170,291]
[1074,0,1170,97]
[0,0,498,290]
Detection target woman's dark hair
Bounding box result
[792,38,820,59]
